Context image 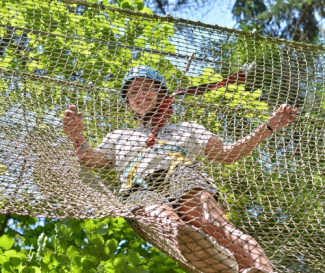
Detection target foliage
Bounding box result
[0,215,186,273]
[98,0,325,45]
[232,0,325,43]
[99,0,214,18]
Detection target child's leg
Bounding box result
[133,204,183,237]
[177,189,273,271]
[133,203,239,273]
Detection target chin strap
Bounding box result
[146,62,256,147]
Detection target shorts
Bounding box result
[118,162,220,211]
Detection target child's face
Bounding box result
[126,78,160,115]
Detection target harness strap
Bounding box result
[126,141,192,189]
[147,96,174,147]
[125,146,147,189]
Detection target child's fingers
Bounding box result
[282,104,297,115]
[290,109,298,120]
[62,117,72,128]
[285,105,292,112]
[64,110,75,117]
[75,112,83,121]
[69,104,76,111]
[278,103,288,113]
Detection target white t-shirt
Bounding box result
[96,122,213,191]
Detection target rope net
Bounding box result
[0,0,324,272]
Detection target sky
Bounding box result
[169,0,237,29]
[195,0,236,28]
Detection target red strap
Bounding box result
[146,132,157,147]
[147,95,174,147]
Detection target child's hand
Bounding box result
[267,104,298,131]
[62,105,84,141]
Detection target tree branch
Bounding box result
[153,0,167,14]
[12,229,23,237]
[292,1,315,41]
[0,214,11,237]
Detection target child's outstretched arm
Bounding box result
[62,105,112,169]
[205,104,298,164]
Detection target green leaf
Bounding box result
[226,84,237,91]
[84,220,96,233]
[0,235,14,250]
[141,7,153,14]
[210,73,223,83]
[66,245,79,258]
[57,239,67,251]
[201,67,215,80]
[137,2,144,10]
[75,238,83,247]
[106,239,117,254]
[135,37,147,47]
[9,256,21,267]
[72,222,82,235]
[27,217,37,225]
[251,89,262,98]
[0,254,8,264]
[22,266,42,273]
[128,249,140,266]
[81,258,93,270]
[4,249,17,257]
[41,250,52,264]
[40,263,49,273]
[121,0,131,9]
[100,247,110,261]
[88,234,104,246]
[113,256,127,268]
[3,261,11,272]
[89,245,102,257]
[96,223,108,235]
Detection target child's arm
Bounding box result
[205,104,297,164]
[62,105,113,169]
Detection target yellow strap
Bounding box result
[126,141,192,189]
[156,141,192,180]
[165,151,192,181]
[125,146,147,189]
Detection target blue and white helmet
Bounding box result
[121,65,168,103]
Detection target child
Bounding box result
[62,66,297,273]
